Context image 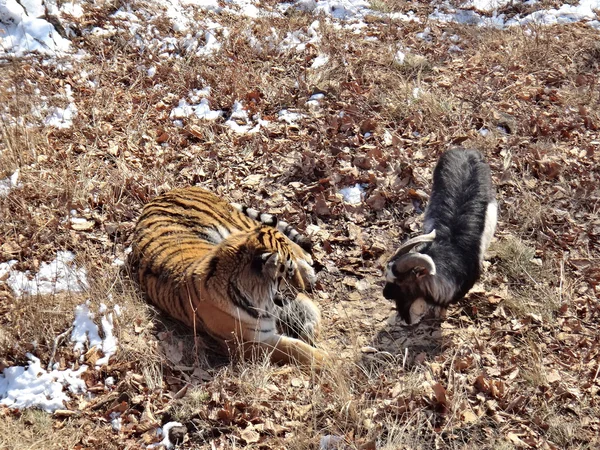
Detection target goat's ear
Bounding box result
[414,266,434,278]
[393,253,437,277]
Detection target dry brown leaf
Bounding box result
[313,197,331,216]
[431,383,448,406]
[240,426,260,444]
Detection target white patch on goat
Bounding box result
[409,297,429,324]
[385,261,396,283]
[479,200,498,261]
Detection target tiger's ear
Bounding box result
[251,252,279,276]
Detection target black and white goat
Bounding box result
[383,148,497,324]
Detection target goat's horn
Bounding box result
[391,229,436,260]
[392,253,437,276]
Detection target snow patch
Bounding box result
[284,0,371,20]
[44,103,78,129]
[71,304,102,352]
[311,53,329,68]
[280,20,321,52]
[306,92,325,109]
[0,169,21,197]
[278,109,306,124]
[170,95,222,121]
[0,354,87,412]
[339,184,365,204]
[111,414,122,432]
[0,0,71,57]
[430,0,600,29]
[70,303,119,367]
[395,49,406,64]
[0,302,121,412]
[509,0,600,27]
[468,0,513,12]
[225,101,266,134]
[1,251,88,297]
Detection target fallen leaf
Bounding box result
[461,409,478,424]
[431,383,448,406]
[71,220,95,231]
[546,369,561,384]
[240,426,260,444]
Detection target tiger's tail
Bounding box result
[232,203,312,253]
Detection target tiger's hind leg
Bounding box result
[274,292,321,345]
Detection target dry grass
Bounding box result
[1,2,600,449]
[0,408,85,450]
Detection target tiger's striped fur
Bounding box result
[130,187,326,368]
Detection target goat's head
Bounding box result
[383,230,437,324]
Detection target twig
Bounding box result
[47,326,73,371]
[559,253,565,305]
[593,362,600,384]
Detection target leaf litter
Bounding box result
[1,0,600,448]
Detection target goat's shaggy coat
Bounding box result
[384,148,497,324]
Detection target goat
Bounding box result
[383,148,497,324]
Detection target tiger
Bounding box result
[130,186,327,369]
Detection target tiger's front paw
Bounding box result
[275,292,321,345]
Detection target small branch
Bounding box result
[47,326,73,371]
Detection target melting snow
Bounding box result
[0,303,121,412]
[0,0,71,57]
[111,414,123,432]
[284,0,371,20]
[469,0,513,11]
[339,184,365,204]
[280,20,321,52]
[225,101,265,134]
[170,97,222,120]
[1,251,88,297]
[44,103,78,129]
[510,0,600,26]
[311,54,329,68]
[0,169,21,197]
[3,0,599,61]
[0,354,88,412]
[278,109,305,124]
[71,304,103,352]
[95,311,118,366]
[307,92,325,108]
[430,0,600,29]
[71,303,119,367]
[395,49,406,64]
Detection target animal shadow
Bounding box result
[361,314,446,368]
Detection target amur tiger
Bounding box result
[130,187,327,369]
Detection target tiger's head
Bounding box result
[207,227,316,316]
[246,227,315,292]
